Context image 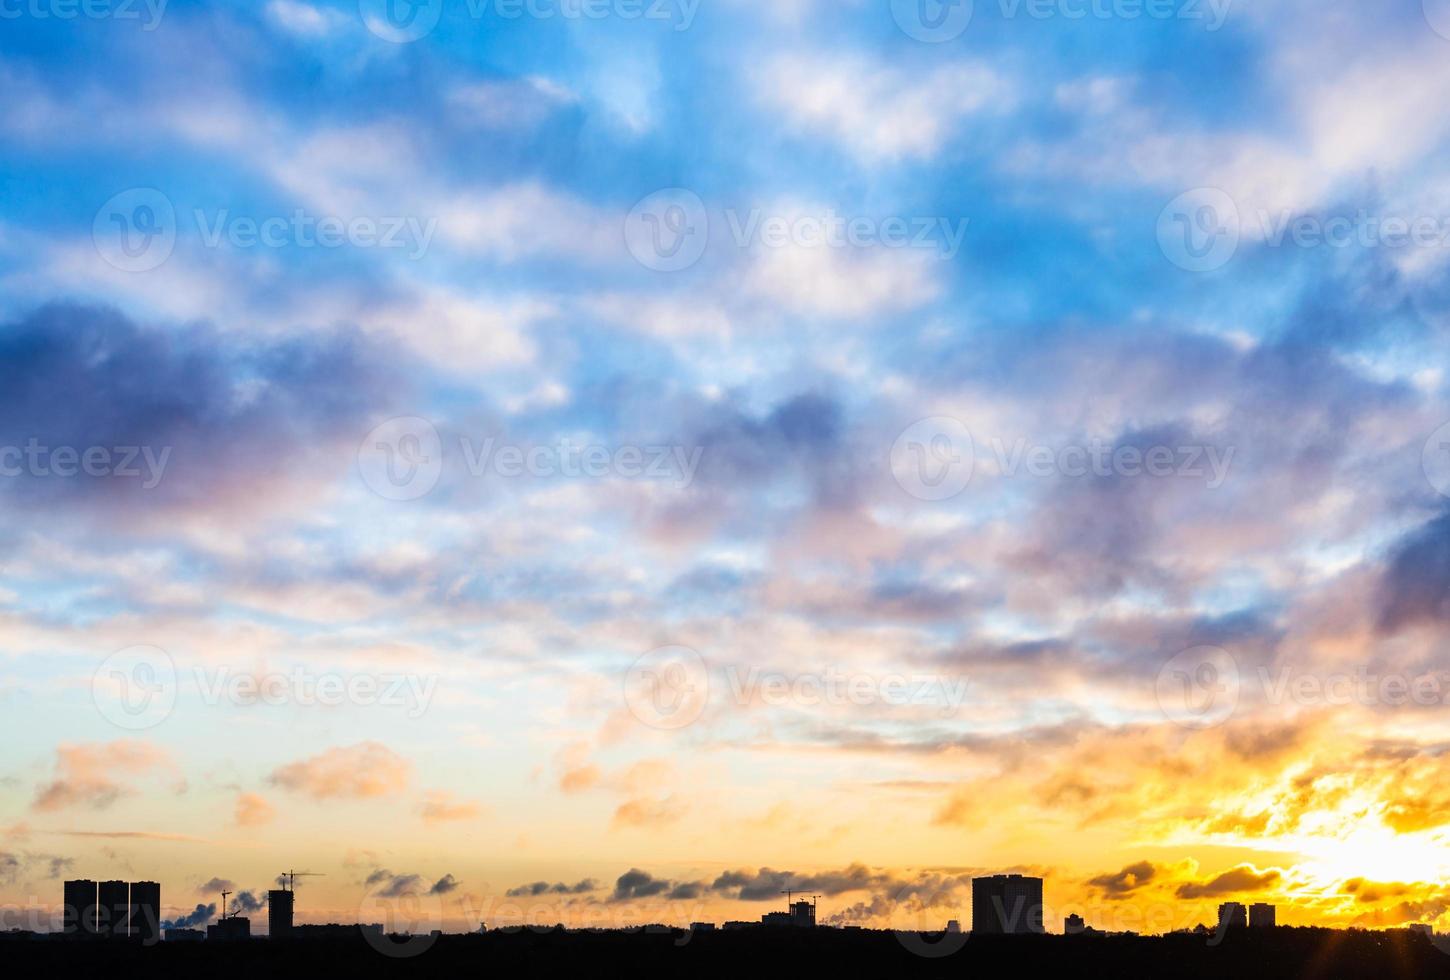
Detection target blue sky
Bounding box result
[3,0,1450,936]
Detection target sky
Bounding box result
[3,0,1450,942]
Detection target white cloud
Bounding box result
[757,55,1010,163]
[742,240,943,318]
[266,0,344,37]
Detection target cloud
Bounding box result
[611,868,673,902]
[418,791,483,825]
[229,890,265,915]
[1175,865,1283,899]
[162,903,216,930]
[0,303,399,521]
[265,0,344,37]
[1087,861,1159,897]
[234,793,275,827]
[269,742,411,800]
[506,879,599,897]
[363,868,457,898]
[1376,511,1450,633]
[612,795,686,829]
[757,55,1009,162]
[32,740,172,812]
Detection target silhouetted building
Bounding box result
[789,900,816,928]
[1409,923,1434,937]
[62,880,98,938]
[1065,913,1086,934]
[268,889,294,939]
[691,922,716,932]
[207,917,251,941]
[1249,903,1276,928]
[97,880,129,939]
[293,924,380,940]
[972,875,1045,935]
[761,911,791,927]
[129,881,160,945]
[165,929,204,943]
[1218,903,1247,931]
[945,919,961,934]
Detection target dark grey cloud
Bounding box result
[1087,861,1158,896]
[1377,511,1450,634]
[364,868,457,898]
[506,878,598,897]
[162,903,216,930]
[0,303,400,517]
[611,868,672,901]
[1175,866,1281,899]
[709,864,969,903]
[229,890,265,914]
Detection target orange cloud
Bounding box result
[418,791,483,824]
[235,792,275,827]
[612,795,686,829]
[32,740,172,812]
[268,742,410,800]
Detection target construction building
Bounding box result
[761,895,818,928]
[268,889,294,939]
[972,875,1045,935]
[207,916,251,941]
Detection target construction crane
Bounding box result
[280,870,326,891]
[220,890,232,920]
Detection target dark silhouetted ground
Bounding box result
[4,925,1449,979]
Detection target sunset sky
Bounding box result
[3,0,1450,939]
